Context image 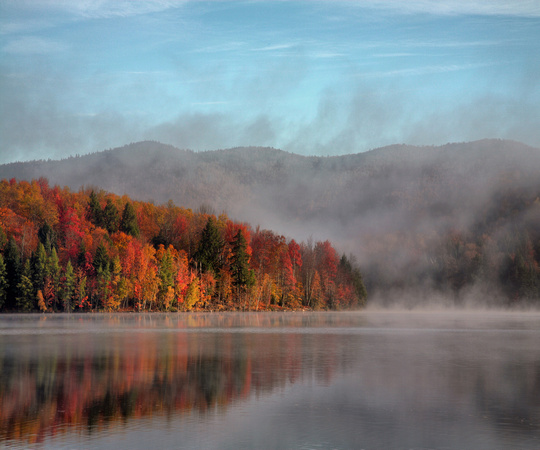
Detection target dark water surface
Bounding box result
[1,311,539,449]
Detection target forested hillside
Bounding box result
[0,179,366,312]
[1,139,539,306]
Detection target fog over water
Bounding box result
[1,311,539,450]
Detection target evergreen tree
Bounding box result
[0,254,7,310]
[48,247,60,281]
[339,254,367,306]
[93,243,110,273]
[194,217,224,275]
[0,225,7,250]
[119,202,139,237]
[38,222,56,253]
[4,237,21,310]
[16,259,34,311]
[74,267,88,310]
[231,229,255,291]
[87,190,103,227]
[31,242,48,294]
[96,264,112,310]
[61,260,75,312]
[47,247,61,310]
[102,199,119,234]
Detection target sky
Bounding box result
[1,0,540,164]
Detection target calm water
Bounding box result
[1,311,539,450]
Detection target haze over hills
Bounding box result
[1,139,539,305]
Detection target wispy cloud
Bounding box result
[252,43,297,52]
[193,42,246,54]
[8,0,186,20]
[344,0,540,18]
[359,62,498,78]
[0,19,51,35]
[2,36,68,54]
[311,51,346,59]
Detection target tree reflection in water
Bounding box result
[0,313,356,444]
[1,311,540,449]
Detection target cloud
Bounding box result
[0,0,188,38]
[404,94,540,148]
[252,43,297,52]
[280,75,540,156]
[359,62,497,79]
[6,0,186,20]
[145,113,278,151]
[2,36,68,54]
[344,0,540,18]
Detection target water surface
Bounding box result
[1,311,539,449]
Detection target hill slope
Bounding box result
[2,139,540,304]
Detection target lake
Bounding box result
[1,311,539,450]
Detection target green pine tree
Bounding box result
[4,237,21,310]
[194,217,224,276]
[102,199,119,234]
[231,229,255,291]
[16,259,34,311]
[61,260,75,312]
[0,254,7,310]
[0,225,7,250]
[87,190,103,227]
[93,242,110,273]
[31,242,47,294]
[38,222,57,253]
[119,202,139,237]
[47,247,61,310]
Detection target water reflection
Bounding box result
[1,312,540,449]
[0,313,359,445]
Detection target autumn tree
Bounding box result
[156,245,175,310]
[0,179,371,312]
[310,271,323,309]
[184,278,201,310]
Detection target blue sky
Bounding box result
[1,0,539,163]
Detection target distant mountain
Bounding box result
[2,139,540,304]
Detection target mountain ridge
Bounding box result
[1,138,539,303]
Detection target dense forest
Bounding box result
[0,178,367,312]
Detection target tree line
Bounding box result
[0,178,367,312]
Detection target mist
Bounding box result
[1,138,539,307]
